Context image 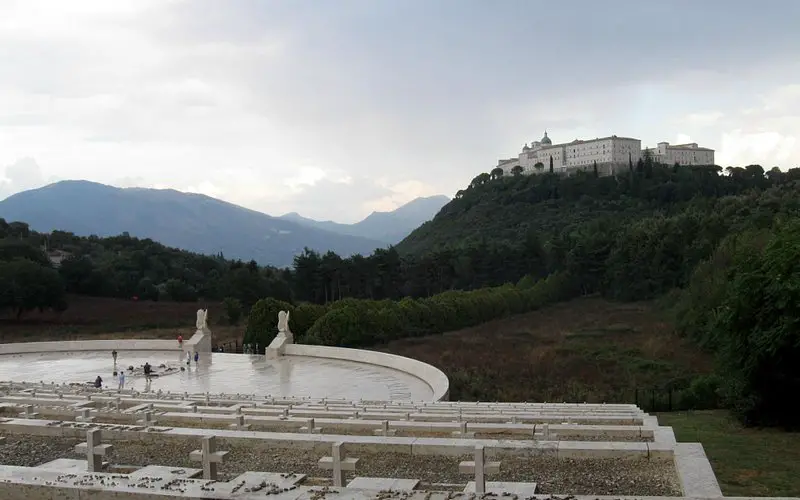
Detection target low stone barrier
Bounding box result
[284,345,450,401]
[0,340,179,355]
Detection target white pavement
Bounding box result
[0,351,434,401]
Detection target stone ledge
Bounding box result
[284,344,450,402]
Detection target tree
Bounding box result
[0,259,67,319]
[222,296,243,325]
[490,167,504,180]
[0,239,50,266]
[708,222,800,428]
[548,156,554,173]
[511,165,524,176]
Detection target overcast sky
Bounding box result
[1,0,799,222]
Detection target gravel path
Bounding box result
[0,435,680,495]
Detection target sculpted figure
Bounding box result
[277,310,290,333]
[196,308,208,330]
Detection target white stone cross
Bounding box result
[452,421,475,438]
[318,442,359,487]
[301,418,321,434]
[539,423,551,440]
[75,429,113,472]
[76,409,95,422]
[228,414,250,430]
[459,445,501,494]
[136,411,157,428]
[189,436,229,480]
[373,420,396,437]
[19,405,39,419]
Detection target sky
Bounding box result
[1,0,799,223]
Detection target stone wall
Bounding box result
[0,340,179,355]
[283,344,450,401]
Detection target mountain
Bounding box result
[278,195,450,244]
[0,180,388,268]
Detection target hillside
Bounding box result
[0,180,387,267]
[380,297,712,404]
[279,194,449,244]
[397,164,799,257]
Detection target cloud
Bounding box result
[0,1,799,220]
[0,157,46,199]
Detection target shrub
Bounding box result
[243,298,293,348]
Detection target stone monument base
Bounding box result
[185,328,211,354]
[266,332,292,359]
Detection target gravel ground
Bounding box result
[0,434,680,495]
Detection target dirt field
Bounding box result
[378,298,713,403]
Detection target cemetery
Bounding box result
[0,309,792,499]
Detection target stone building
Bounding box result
[496,132,714,177]
[643,142,715,166]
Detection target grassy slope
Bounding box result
[379,297,712,402]
[659,411,800,497]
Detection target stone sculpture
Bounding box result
[277,310,290,333]
[195,309,208,331]
[267,310,293,359]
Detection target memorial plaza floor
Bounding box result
[0,351,434,401]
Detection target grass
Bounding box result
[659,411,800,497]
[380,297,713,402]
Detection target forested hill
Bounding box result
[397,162,800,257]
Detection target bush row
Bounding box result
[243,271,578,349]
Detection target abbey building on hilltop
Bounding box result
[496,131,715,176]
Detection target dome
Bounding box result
[522,143,530,151]
[540,131,552,145]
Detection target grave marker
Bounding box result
[189,435,229,480]
[76,409,94,423]
[318,442,359,487]
[229,414,250,430]
[300,418,321,434]
[459,444,501,494]
[452,421,475,438]
[19,405,39,419]
[373,420,396,437]
[74,429,113,472]
[136,411,157,428]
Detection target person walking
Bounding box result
[118,370,125,391]
[194,351,199,364]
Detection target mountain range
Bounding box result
[278,194,449,244]
[0,180,449,267]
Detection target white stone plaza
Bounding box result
[0,309,794,500]
[0,350,436,401]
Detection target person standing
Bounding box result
[177,334,183,349]
[112,350,118,363]
[194,351,199,364]
[118,370,125,391]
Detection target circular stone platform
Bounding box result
[0,350,436,401]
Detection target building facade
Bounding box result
[496,132,715,177]
[643,142,715,166]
